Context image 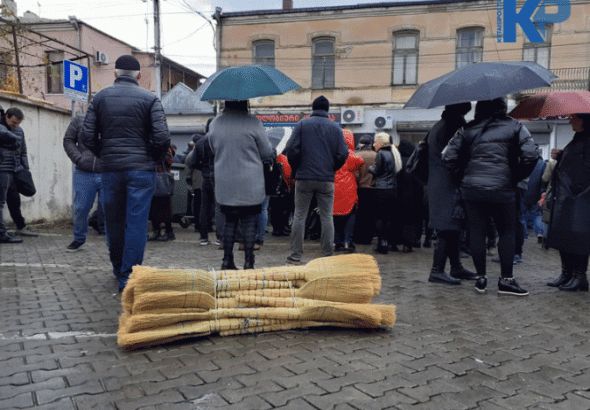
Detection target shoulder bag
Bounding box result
[405,134,429,185]
[154,162,175,197]
[14,168,36,197]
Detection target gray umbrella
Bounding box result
[404,61,557,109]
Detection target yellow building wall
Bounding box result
[219,1,590,109]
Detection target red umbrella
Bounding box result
[510,90,590,120]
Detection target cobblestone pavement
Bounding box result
[1,223,589,410]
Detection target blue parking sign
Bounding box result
[63,60,88,103]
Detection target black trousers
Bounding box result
[464,199,517,278]
[431,230,462,272]
[221,205,261,262]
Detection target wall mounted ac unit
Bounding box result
[341,107,364,124]
[96,51,109,65]
[374,114,393,130]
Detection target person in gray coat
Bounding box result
[208,100,274,270]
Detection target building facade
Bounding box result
[216,0,590,150]
[0,10,206,111]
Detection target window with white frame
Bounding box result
[253,40,275,67]
[46,50,64,94]
[523,25,552,69]
[456,27,484,69]
[312,37,335,89]
[392,31,419,85]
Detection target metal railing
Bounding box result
[520,67,590,94]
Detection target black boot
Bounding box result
[221,255,237,270]
[428,270,461,285]
[450,265,478,280]
[374,239,388,254]
[244,250,255,270]
[547,263,573,287]
[147,229,161,241]
[559,270,589,291]
[429,246,461,285]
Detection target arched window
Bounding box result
[253,40,275,67]
[392,31,419,85]
[456,27,484,69]
[312,37,335,89]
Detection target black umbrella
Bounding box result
[405,61,557,109]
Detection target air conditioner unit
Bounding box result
[374,114,393,130]
[341,107,364,124]
[95,51,109,65]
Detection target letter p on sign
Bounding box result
[70,66,83,88]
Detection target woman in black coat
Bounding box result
[426,103,476,285]
[368,132,402,254]
[443,98,539,296]
[545,113,590,291]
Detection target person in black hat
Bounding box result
[284,95,349,265]
[82,54,171,293]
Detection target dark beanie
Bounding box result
[312,96,329,112]
[115,55,140,71]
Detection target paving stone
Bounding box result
[261,382,326,407]
[36,380,104,405]
[1,228,589,409]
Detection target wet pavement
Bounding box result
[1,223,589,409]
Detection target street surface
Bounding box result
[1,223,589,409]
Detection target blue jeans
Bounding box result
[256,196,270,243]
[101,171,155,290]
[73,169,102,242]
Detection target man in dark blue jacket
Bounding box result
[82,55,170,293]
[285,96,348,264]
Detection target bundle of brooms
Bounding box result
[118,254,395,349]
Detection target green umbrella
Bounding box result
[196,65,300,101]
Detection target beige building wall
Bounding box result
[218,0,590,110]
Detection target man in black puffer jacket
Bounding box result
[82,55,170,293]
[443,98,539,296]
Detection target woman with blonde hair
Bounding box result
[368,132,402,254]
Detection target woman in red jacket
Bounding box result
[333,129,364,252]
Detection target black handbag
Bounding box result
[14,168,36,197]
[154,163,175,197]
[263,159,287,197]
[405,135,429,185]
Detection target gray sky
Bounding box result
[16,0,390,76]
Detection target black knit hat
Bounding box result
[312,96,329,112]
[115,55,140,71]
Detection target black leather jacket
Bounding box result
[82,75,170,172]
[369,147,397,189]
[442,116,540,202]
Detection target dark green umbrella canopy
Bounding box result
[405,61,557,109]
[196,65,301,101]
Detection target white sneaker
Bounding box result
[200,239,210,246]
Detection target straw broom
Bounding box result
[119,302,395,333]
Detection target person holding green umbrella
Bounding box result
[208,100,274,270]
